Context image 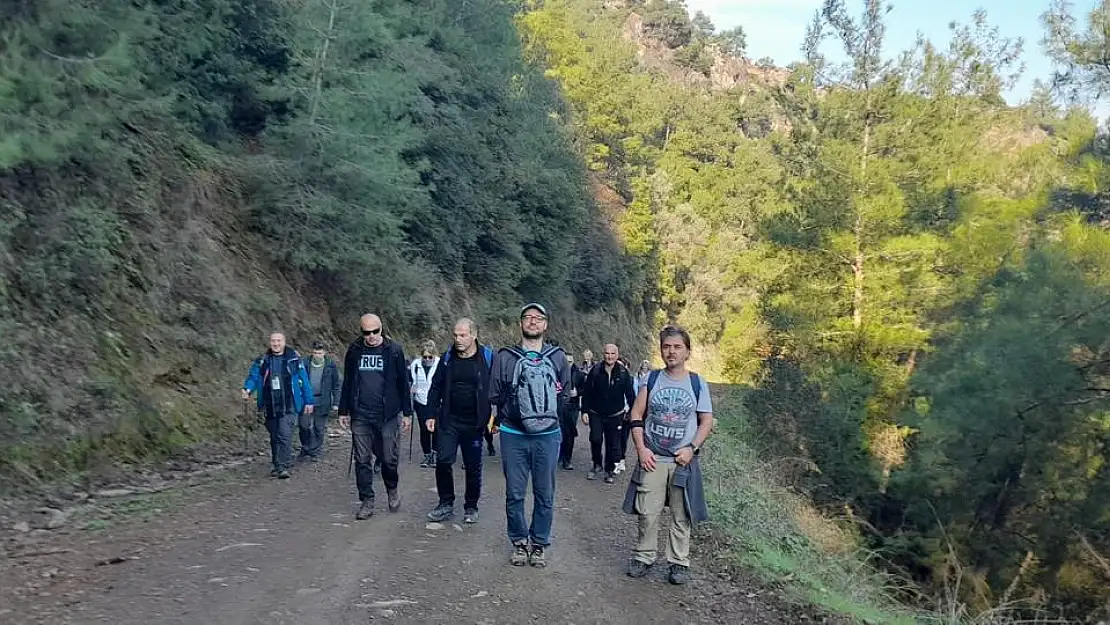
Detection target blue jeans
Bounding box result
[265,410,297,471]
[501,429,562,546]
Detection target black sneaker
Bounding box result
[419,454,431,468]
[604,473,615,484]
[387,489,401,512]
[628,559,652,578]
[667,564,690,585]
[356,500,374,520]
[562,461,574,471]
[426,503,454,522]
[586,465,602,480]
[510,542,529,566]
[463,508,479,524]
[528,545,547,568]
[277,469,291,479]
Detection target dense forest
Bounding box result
[0,0,648,490]
[519,0,1110,620]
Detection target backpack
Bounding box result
[646,369,702,406]
[505,345,563,433]
[442,345,494,368]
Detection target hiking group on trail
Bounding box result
[240,304,714,584]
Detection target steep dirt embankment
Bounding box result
[0,131,336,493]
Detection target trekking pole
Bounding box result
[347,437,355,480]
[408,416,414,463]
[241,399,249,454]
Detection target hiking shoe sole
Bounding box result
[463,509,479,524]
[510,545,529,566]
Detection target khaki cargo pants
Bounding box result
[631,460,691,567]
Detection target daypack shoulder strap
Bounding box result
[482,345,493,368]
[689,372,702,406]
[442,349,452,364]
[647,369,661,393]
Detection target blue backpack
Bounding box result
[442,345,494,367]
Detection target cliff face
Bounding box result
[621,12,790,92]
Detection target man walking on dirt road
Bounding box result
[623,325,713,585]
[581,343,636,484]
[241,332,315,479]
[424,319,495,525]
[489,303,570,567]
[299,341,341,463]
[338,314,413,520]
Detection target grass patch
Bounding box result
[703,382,924,625]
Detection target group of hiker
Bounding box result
[240,303,713,585]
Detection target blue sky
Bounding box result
[686,0,1101,109]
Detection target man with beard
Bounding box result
[338,314,413,520]
[489,303,570,568]
[623,326,713,585]
[241,332,315,479]
[424,318,495,524]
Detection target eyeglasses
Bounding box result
[362,328,382,336]
[521,315,546,323]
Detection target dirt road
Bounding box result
[1,424,818,625]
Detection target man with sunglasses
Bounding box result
[338,314,413,520]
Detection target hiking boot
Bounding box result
[419,454,429,468]
[667,564,690,585]
[510,542,530,566]
[604,473,616,484]
[355,500,374,520]
[463,508,479,524]
[528,545,547,568]
[628,559,652,578]
[277,469,291,479]
[426,503,454,522]
[587,465,602,480]
[387,489,401,512]
[561,460,574,471]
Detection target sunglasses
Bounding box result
[362,328,382,336]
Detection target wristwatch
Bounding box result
[691,444,701,456]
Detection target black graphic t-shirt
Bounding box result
[356,345,386,420]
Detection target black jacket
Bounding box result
[567,363,587,411]
[426,345,494,428]
[582,361,636,418]
[338,337,413,421]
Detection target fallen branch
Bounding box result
[96,555,139,566]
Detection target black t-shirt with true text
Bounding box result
[447,352,481,427]
[356,344,386,420]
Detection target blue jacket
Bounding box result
[242,348,315,415]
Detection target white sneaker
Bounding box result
[615,460,626,474]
